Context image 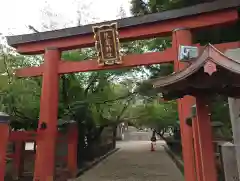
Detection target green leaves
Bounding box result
[130,100,178,130]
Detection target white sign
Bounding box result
[25,142,35,150]
[179,45,199,61]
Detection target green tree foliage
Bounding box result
[132,100,178,134]
[0,42,142,166]
[0,43,134,130]
[130,0,240,44]
[130,0,237,138]
[0,43,42,130]
[210,96,232,138]
[0,1,189,166]
[1,0,235,144]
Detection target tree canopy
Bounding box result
[130,0,237,138]
[0,0,236,140]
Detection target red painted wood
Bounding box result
[15,49,174,77]
[67,124,78,177]
[7,129,70,179]
[9,131,66,143]
[7,150,68,160]
[9,131,38,141]
[15,41,240,78]
[15,10,238,54]
[172,28,196,181]
[14,65,44,78]
[195,97,217,181]
[200,41,240,52]
[194,41,240,53]
[7,154,14,159]
[59,48,174,74]
[34,48,60,181]
[13,141,24,179]
[192,117,203,181]
[0,123,10,181]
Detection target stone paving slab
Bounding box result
[75,140,184,181]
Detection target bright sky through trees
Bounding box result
[0,0,131,35]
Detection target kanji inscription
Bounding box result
[93,23,122,66]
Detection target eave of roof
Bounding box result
[152,44,240,89]
[6,0,240,47]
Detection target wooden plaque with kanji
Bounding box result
[93,23,122,66]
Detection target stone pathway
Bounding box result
[75,140,184,181]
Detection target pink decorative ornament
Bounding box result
[204,61,217,76]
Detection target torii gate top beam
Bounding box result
[6,0,240,55]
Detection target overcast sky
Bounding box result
[0,0,131,36]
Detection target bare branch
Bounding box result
[28,25,39,33]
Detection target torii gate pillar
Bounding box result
[34,48,60,181]
[192,115,203,181]
[172,28,196,181]
[195,96,217,181]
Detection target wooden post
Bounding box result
[192,116,203,181]
[67,123,78,177]
[112,125,117,149]
[172,28,196,181]
[14,141,24,179]
[195,96,217,181]
[34,48,60,181]
[0,112,10,181]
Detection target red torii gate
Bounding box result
[4,0,240,180]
